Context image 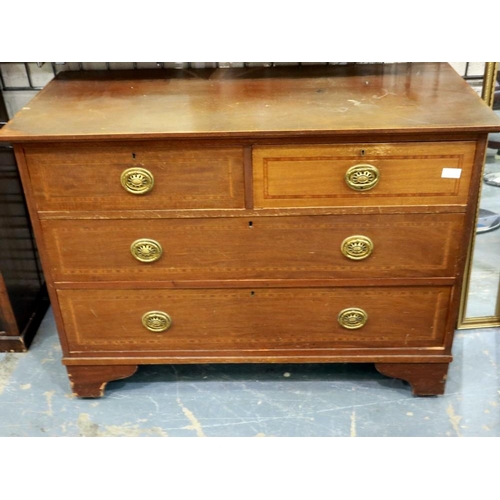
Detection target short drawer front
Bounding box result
[59,286,451,353]
[42,213,464,282]
[253,142,476,208]
[24,143,245,211]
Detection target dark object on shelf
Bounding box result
[477,208,500,233]
[0,93,49,352]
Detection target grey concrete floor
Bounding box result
[0,308,499,437]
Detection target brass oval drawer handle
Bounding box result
[121,167,154,195]
[338,308,368,329]
[142,311,172,333]
[345,164,379,191]
[130,239,163,263]
[341,235,374,260]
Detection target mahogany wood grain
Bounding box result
[23,143,245,211]
[13,146,72,354]
[63,353,453,365]
[0,139,48,351]
[442,135,489,352]
[253,142,475,208]
[1,64,500,143]
[375,363,449,396]
[57,286,452,353]
[37,205,470,220]
[243,145,254,209]
[2,63,500,397]
[66,364,138,398]
[53,277,457,289]
[41,213,465,282]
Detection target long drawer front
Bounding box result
[42,213,464,282]
[58,287,451,353]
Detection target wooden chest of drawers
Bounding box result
[1,63,499,397]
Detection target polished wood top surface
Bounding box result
[1,63,500,142]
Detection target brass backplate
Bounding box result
[130,239,163,263]
[345,164,380,191]
[338,308,368,329]
[141,311,172,333]
[341,235,374,260]
[121,167,154,195]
